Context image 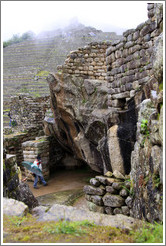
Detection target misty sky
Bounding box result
[2,1,150,41]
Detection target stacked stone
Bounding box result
[4,126,43,165]
[22,136,50,179]
[10,94,50,130]
[60,41,111,80]
[106,3,162,110]
[84,171,133,216]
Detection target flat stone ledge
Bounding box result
[37,204,143,230]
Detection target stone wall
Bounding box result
[59,41,111,80]
[22,136,50,179]
[9,94,50,130]
[106,3,163,110]
[84,171,132,216]
[3,126,44,165]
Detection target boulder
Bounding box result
[3,197,28,217]
[17,182,39,209]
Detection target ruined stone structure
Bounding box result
[84,171,132,216]
[3,3,163,223]
[106,3,163,110]
[9,94,50,130]
[59,41,111,80]
[22,136,50,179]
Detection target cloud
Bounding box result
[2,1,148,40]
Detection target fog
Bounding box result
[2,1,149,41]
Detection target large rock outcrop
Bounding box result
[45,73,136,174]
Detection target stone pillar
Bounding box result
[22,136,50,179]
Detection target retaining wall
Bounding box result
[84,173,132,216]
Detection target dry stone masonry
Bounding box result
[22,136,50,179]
[9,94,50,130]
[106,3,163,110]
[3,3,163,224]
[58,42,111,81]
[84,171,132,216]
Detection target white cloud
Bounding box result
[2,1,149,40]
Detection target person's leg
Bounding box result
[39,175,47,186]
[34,174,39,188]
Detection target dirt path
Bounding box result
[26,168,96,198]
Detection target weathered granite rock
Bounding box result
[125,196,133,209]
[119,188,129,197]
[17,182,39,209]
[37,204,143,230]
[113,170,125,180]
[106,186,117,194]
[112,182,124,190]
[90,178,100,187]
[105,206,114,215]
[152,33,163,82]
[113,208,122,215]
[83,185,105,196]
[103,194,125,207]
[87,201,105,213]
[107,125,125,175]
[3,197,28,217]
[121,206,130,216]
[31,206,49,217]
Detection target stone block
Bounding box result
[90,178,100,187]
[106,178,119,185]
[133,31,140,41]
[124,41,134,49]
[103,194,125,207]
[106,186,117,194]
[89,195,104,206]
[112,182,124,190]
[112,92,130,99]
[125,196,133,208]
[87,201,105,213]
[119,188,129,197]
[121,206,130,216]
[105,206,113,215]
[83,185,106,195]
[113,208,122,215]
[95,176,107,185]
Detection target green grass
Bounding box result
[132,222,163,243]
[36,70,49,77]
[43,220,95,236]
[3,213,163,244]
